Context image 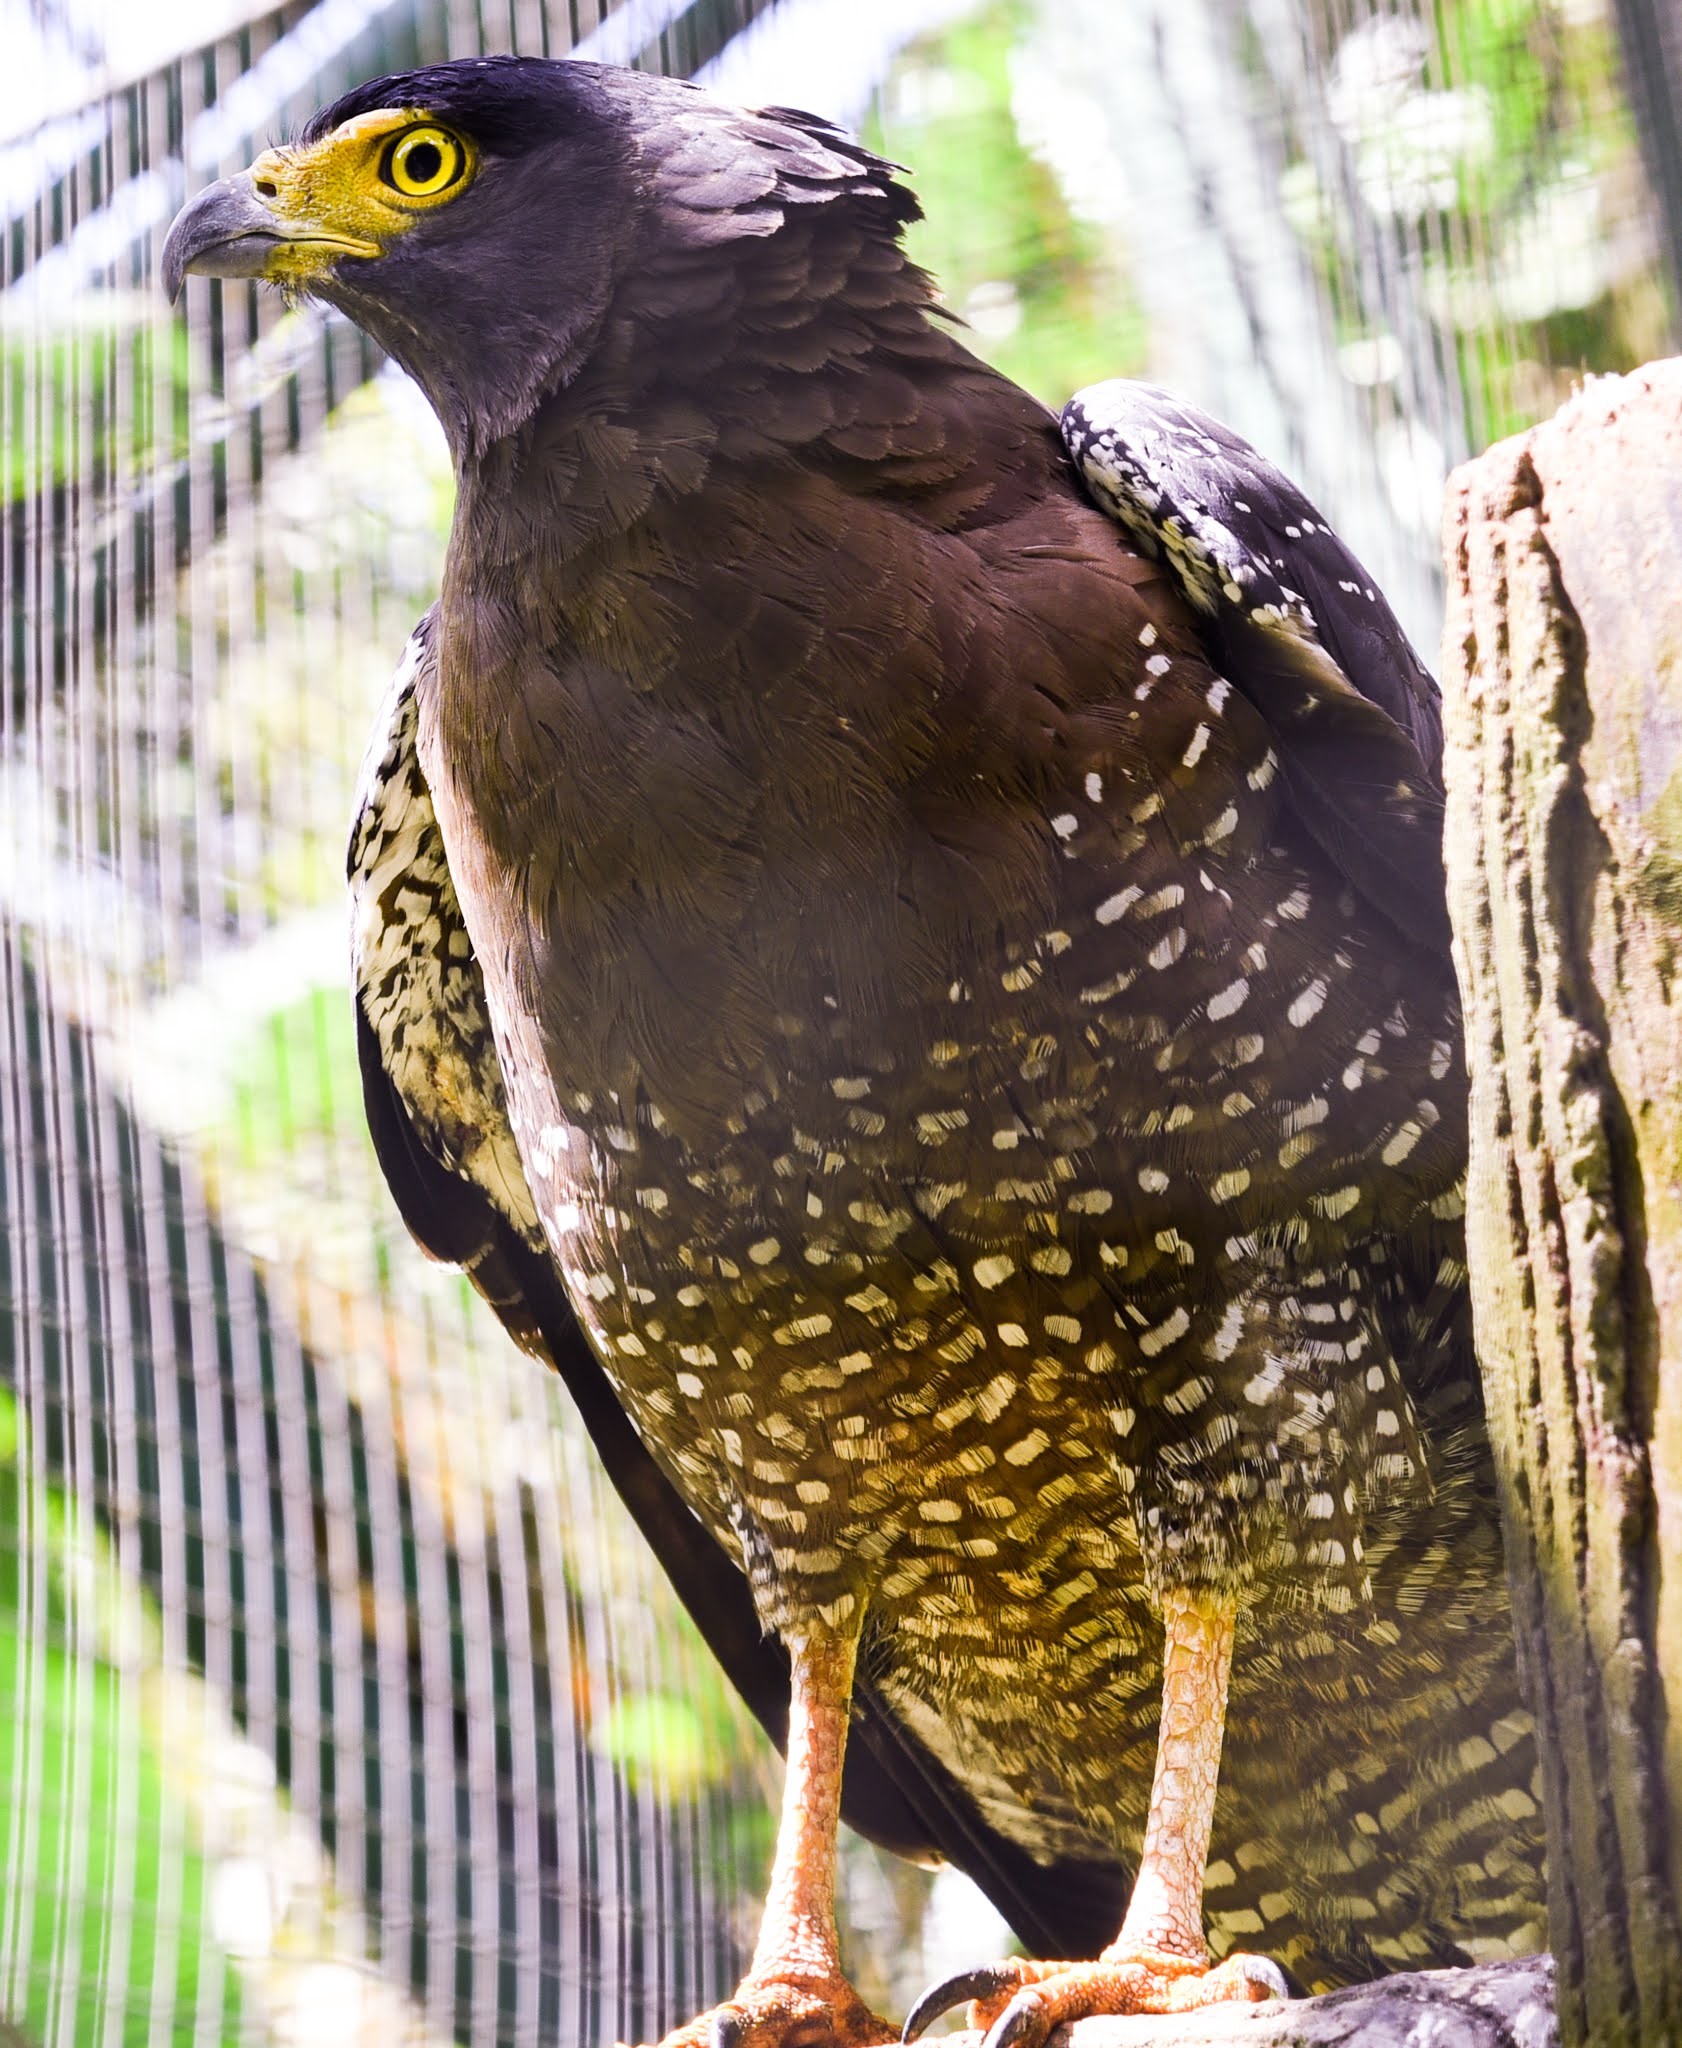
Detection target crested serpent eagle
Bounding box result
[162,55,1545,2043]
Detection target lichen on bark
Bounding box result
[1440,359,1682,2048]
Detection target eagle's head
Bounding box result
[161,56,918,453]
[163,59,644,447]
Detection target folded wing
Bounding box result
[1062,380,1449,955]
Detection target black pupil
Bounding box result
[405,140,443,185]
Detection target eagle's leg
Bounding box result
[655,1617,893,2048]
[902,1589,1286,2048]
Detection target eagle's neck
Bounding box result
[450,208,960,542]
[428,198,996,769]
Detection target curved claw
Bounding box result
[981,1991,1047,2048]
[901,1965,1026,2043]
[710,2010,747,2048]
[1228,1956,1290,2003]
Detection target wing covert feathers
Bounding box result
[1062,380,1451,954]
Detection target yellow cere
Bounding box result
[244,107,478,284]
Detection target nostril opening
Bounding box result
[254,177,278,198]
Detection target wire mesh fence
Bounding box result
[0,0,1673,2042]
[2,5,782,2044]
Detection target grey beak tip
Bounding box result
[160,176,274,303]
[160,191,212,305]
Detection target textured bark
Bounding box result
[936,1958,1553,2048]
[1440,359,1682,2045]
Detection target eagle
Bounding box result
[162,55,1544,2045]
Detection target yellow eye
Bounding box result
[380,126,467,200]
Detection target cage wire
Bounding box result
[0,0,1673,2043]
[2,4,783,2045]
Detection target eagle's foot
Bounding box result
[653,1974,895,2048]
[901,1950,1287,2046]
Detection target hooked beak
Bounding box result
[161,173,379,301]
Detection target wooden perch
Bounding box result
[933,1958,1553,2047]
[1440,359,1682,2045]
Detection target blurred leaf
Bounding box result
[2,307,192,503]
[0,1393,244,2043]
[595,1691,722,1795]
[867,1,1147,405]
[227,983,360,1165]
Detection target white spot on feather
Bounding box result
[1139,1308,1191,1356]
[1096,887,1142,925]
[1288,978,1328,1026]
[1382,1121,1423,1164]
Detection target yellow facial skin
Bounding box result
[244,108,478,286]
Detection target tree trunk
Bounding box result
[1440,358,1682,2045]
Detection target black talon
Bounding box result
[981,1992,1044,2048]
[902,1965,1025,2043]
[710,2010,747,2048]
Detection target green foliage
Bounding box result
[866,3,1146,405]
[1435,0,1554,200]
[227,984,361,1167]
[1291,0,1672,446]
[0,1393,243,2043]
[2,312,192,503]
[595,1679,754,1796]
